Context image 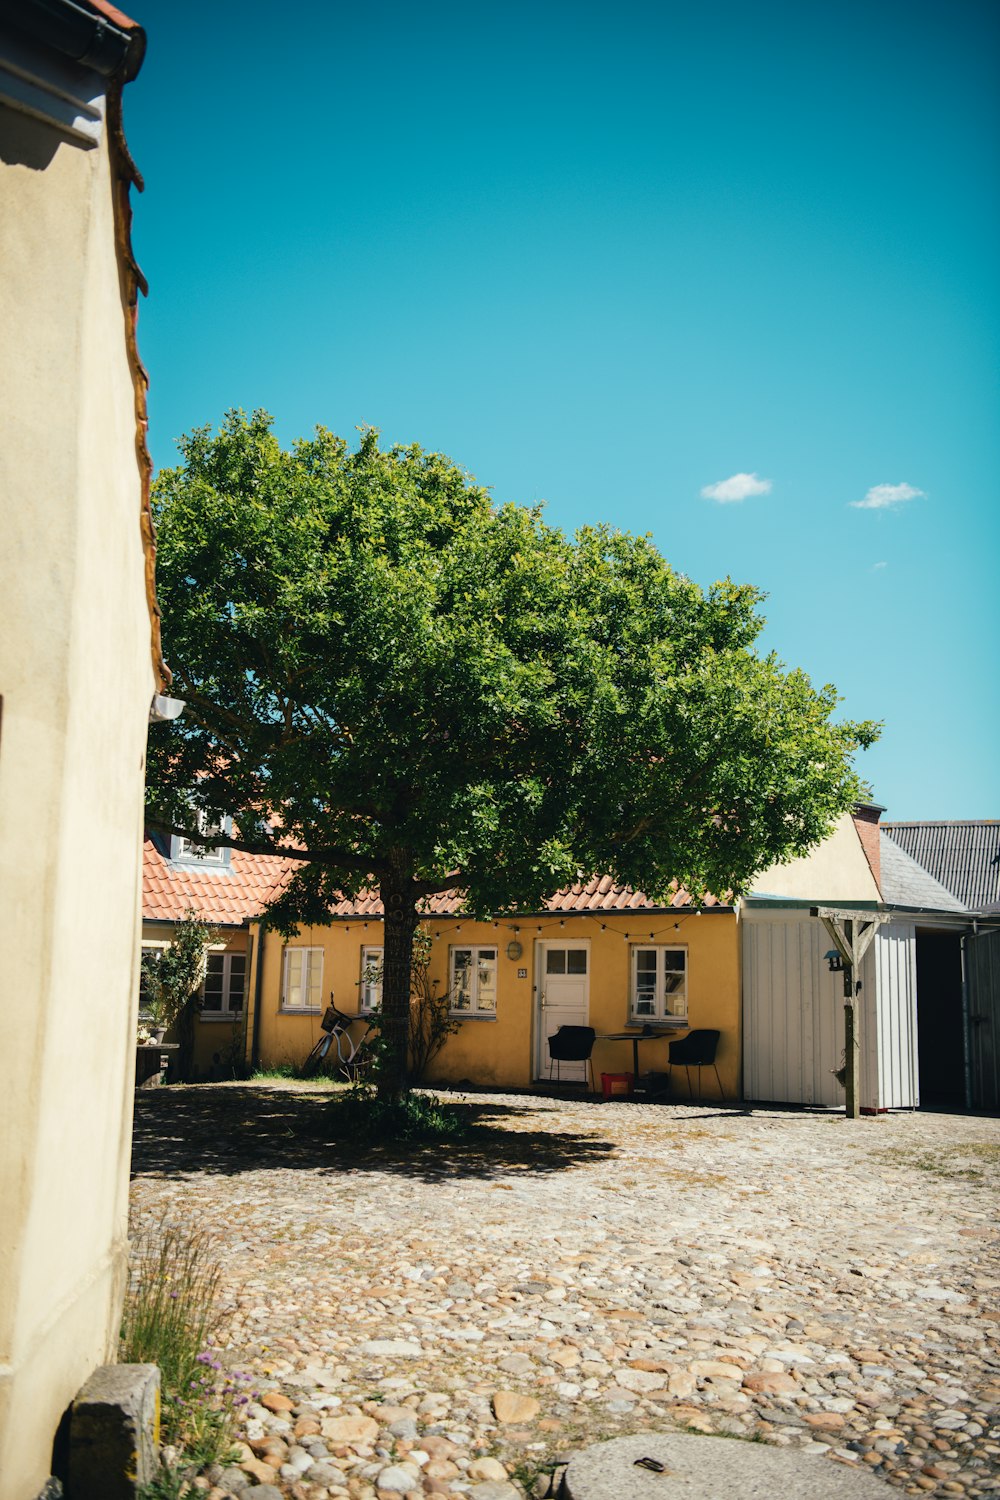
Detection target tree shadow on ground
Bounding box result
[131,1084,619,1183]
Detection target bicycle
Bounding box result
[300,998,371,1081]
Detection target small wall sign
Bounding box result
[517,967,527,979]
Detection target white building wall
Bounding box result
[742,911,917,1110]
[871,922,919,1108]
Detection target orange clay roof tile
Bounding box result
[143,844,727,926]
[142,836,293,925]
[325,876,723,919]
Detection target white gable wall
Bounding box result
[751,813,880,903]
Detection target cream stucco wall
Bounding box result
[0,103,156,1500]
[250,909,742,1101]
[749,813,880,903]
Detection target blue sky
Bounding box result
[127,0,998,818]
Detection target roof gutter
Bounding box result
[0,0,145,80]
[249,921,267,1073]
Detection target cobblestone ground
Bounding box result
[130,1083,1000,1500]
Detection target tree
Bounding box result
[146,411,878,1099]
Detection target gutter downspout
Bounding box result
[249,920,266,1073]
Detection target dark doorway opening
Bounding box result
[916,929,964,1109]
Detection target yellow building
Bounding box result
[141,833,290,1080]
[140,805,886,1109]
[239,808,886,1104]
[245,881,741,1101]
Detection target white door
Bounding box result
[535,940,590,1080]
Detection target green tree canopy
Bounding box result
[147,410,878,1095]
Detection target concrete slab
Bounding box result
[561,1432,890,1500]
[68,1363,160,1499]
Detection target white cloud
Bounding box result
[700,472,772,503]
[850,482,925,510]
[872,560,888,570]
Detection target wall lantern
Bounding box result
[506,940,523,961]
[824,949,844,973]
[148,693,186,723]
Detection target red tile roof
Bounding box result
[327,875,726,919]
[142,836,293,926]
[86,0,142,32]
[143,839,729,927]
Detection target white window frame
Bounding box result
[281,946,324,1012]
[449,945,498,1018]
[359,945,383,1013]
[200,950,248,1019]
[629,944,688,1023]
[170,808,231,867]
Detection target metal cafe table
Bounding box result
[595,1024,677,1097]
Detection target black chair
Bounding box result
[547,1025,597,1091]
[667,1029,724,1100]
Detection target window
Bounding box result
[138,941,169,1013]
[171,808,230,866]
[450,946,497,1016]
[201,951,247,1017]
[630,945,687,1022]
[545,947,588,976]
[359,945,383,1013]
[281,947,323,1011]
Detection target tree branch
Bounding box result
[412,873,463,899]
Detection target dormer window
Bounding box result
[170,808,231,867]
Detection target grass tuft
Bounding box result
[121,1219,249,1470]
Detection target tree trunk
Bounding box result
[377,863,418,1101]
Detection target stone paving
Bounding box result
[129,1082,1000,1500]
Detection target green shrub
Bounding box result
[329,1085,468,1143]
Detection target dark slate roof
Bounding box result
[879,833,968,913]
[882,821,1000,913]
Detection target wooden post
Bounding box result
[816,910,878,1120]
[844,970,860,1119]
[842,918,859,1118]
